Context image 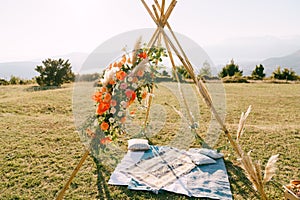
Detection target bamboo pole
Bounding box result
[160,0,165,20]
[162,0,177,27]
[56,150,90,200]
[140,0,159,26]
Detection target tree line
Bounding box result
[1,58,299,86]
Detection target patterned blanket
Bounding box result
[108,146,232,200]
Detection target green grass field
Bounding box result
[0,83,299,199]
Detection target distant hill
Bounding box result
[214,49,300,76]
[0,52,88,80]
[0,61,40,80]
[262,50,300,75]
[205,35,300,65]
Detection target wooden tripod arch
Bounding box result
[56,1,267,199]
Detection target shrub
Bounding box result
[35,58,75,87]
[251,64,266,80]
[219,59,243,78]
[272,66,298,81]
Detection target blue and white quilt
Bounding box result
[108,146,232,200]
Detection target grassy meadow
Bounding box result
[0,82,299,199]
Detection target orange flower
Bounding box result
[117,62,123,68]
[121,55,126,64]
[97,102,110,115]
[142,91,147,99]
[132,77,138,83]
[110,99,117,107]
[138,52,147,59]
[127,57,132,64]
[125,89,136,105]
[109,79,116,85]
[130,110,136,115]
[100,137,112,144]
[125,89,134,98]
[93,92,103,103]
[116,70,127,81]
[137,70,144,77]
[113,62,117,67]
[100,87,107,93]
[100,121,109,131]
[86,128,96,138]
[103,93,111,103]
[120,116,126,124]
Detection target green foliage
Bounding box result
[75,73,100,82]
[272,66,298,81]
[219,59,243,78]
[35,58,75,87]
[222,75,249,83]
[251,64,266,80]
[9,76,21,85]
[199,61,212,78]
[0,78,9,85]
[175,65,191,80]
[161,70,170,77]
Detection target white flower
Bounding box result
[131,83,138,89]
[131,58,148,76]
[109,117,115,123]
[117,111,123,117]
[101,67,119,86]
[127,77,133,82]
[120,101,127,108]
[110,107,116,114]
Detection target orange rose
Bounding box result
[92,92,103,103]
[100,87,107,93]
[116,71,127,81]
[100,121,109,131]
[138,52,147,59]
[109,79,116,85]
[97,102,110,115]
[103,93,111,103]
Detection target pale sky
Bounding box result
[1,0,300,62]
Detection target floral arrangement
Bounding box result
[91,44,167,144]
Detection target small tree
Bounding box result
[219,59,243,78]
[35,58,75,87]
[175,65,191,79]
[251,64,266,80]
[199,61,212,78]
[272,66,298,81]
[9,76,21,85]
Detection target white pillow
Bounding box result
[189,148,224,159]
[186,151,216,165]
[127,139,150,151]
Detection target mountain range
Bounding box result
[1,36,300,79]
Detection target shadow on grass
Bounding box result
[26,85,64,92]
[93,156,112,200]
[224,160,260,200]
